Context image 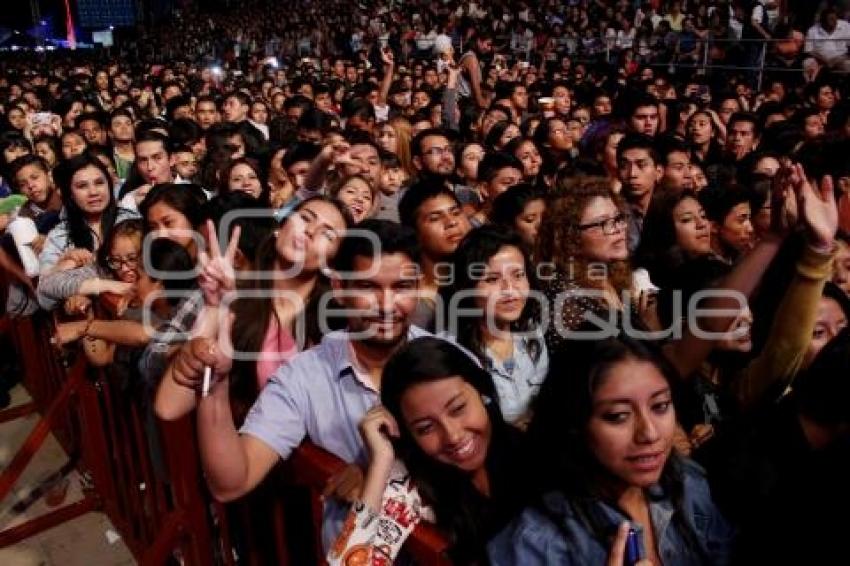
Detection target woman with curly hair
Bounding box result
[536,177,632,351]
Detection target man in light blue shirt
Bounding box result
[172,220,429,550]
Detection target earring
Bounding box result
[481,395,492,406]
[274,230,280,237]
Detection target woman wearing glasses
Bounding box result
[52,236,195,368]
[38,218,143,314]
[536,177,632,351]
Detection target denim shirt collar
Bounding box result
[541,483,675,560]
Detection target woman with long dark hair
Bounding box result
[633,190,713,290]
[441,226,548,427]
[489,337,734,565]
[138,182,208,258]
[155,195,352,420]
[39,153,138,275]
[217,157,271,206]
[347,337,528,564]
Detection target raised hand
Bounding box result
[790,163,838,250]
[359,406,399,467]
[446,56,460,88]
[197,219,241,308]
[329,139,353,167]
[133,184,154,206]
[769,161,798,238]
[380,46,395,67]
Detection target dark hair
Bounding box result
[381,336,510,562]
[616,132,659,164]
[145,237,196,306]
[200,123,242,188]
[728,111,761,138]
[411,127,451,158]
[229,196,350,397]
[793,325,850,427]
[441,225,543,365]
[332,219,420,274]
[33,135,60,165]
[53,153,118,252]
[344,131,382,155]
[169,118,203,147]
[656,254,731,329]
[165,95,193,121]
[225,91,251,109]
[134,130,171,154]
[489,183,545,227]
[342,98,376,123]
[109,107,135,126]
[217,157,270,205]
[483,120,517,152]
[283,94,315,113]
[9,154,49,184]
[698,183,760,223]
[282,141,320,169]
[398,179,460,228]
[623,91,660,119]
[477,151,524,184]
[297,107,332,133]
[199,192,277,262]
[0,131,33,175]
[139,183,208,233]
[656,136,693,166]
[77,110,107,128]
[528,337,706,557]
[634,190,709,287]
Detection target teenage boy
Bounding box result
[399,182,471,329]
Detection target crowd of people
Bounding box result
[2,0,850,564]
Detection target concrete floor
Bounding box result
[0,385,135,565]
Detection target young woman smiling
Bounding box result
[346,337,529,564]
[39,154,138,276]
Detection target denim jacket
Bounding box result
[488,459,734,566]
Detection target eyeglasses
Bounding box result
[577,213,627,235]
[423,146,452,158]
[107,254,139,270]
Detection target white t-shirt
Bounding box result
[805,20,850,62]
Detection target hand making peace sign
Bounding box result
[197,219,242,308]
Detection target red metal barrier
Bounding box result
[289,443,453,566]
[1,308,452,565]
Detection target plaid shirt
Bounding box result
[138,289,204,388]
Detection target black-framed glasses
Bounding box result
[107,254,139,270]
[577,213,627,235]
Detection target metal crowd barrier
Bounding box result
[0,286,451,564]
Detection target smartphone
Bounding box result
[31,112,53,127]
